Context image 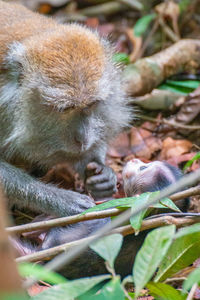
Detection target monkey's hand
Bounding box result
[85,162,117,199]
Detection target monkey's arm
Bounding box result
[0,160,95,217]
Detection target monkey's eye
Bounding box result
[82,102,97,114]
[139,166,147,171]
[59,106,74,113]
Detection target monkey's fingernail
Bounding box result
[87,162,97,169]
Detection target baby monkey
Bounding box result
[22,159,188,278]
[123,158,189,211]
[123,159,183,196]
[0,0,131,236]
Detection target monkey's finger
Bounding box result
[87,181,116,192]
[86,173,109,185]
[86,162,103,176]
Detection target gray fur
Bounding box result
[0,15,132,217]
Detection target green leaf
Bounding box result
[147,282,186,300]
[155,224,200,282]
[134,13,156,37]
[183,267,200,291]
[183,152,200,170]
[158,83,192,95]
[149,193,180,212]
[157,198,181,212]
[130,206,148,233]
[175,223,200,239]
[90,234,123,269]
[166,79,200,89]
[127,292,134,299]
[18,262,67,285]
[81,193,153,215]
[129,192,164,232]
[130,205,147,234]
[32,275,111,300]
[84,277,125,300]
[133,225,175,298]
[112,53,130,64]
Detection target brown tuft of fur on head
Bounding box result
[25,25,105,108]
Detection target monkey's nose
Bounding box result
[74,136,88,151]
[74,136,82,146]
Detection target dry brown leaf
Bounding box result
[160,137,192,160]
[130,127,162,159]
[176,87,200,124]
[108,132,131,158]
[167,152,197,167]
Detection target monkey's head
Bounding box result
[122,159,182,197]
[5,24,132,164]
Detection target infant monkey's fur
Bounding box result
[0,1,131,231]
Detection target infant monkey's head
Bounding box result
[122,159,183,197]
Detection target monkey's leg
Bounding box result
[0,160,96,217]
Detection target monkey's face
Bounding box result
[4,31,132,165]
[122,159,177,197]
[13,91,108,163]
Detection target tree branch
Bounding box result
[16,215,200,263]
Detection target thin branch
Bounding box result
[170,185,200,201]
[17,215,200,264]
[117,0,143,10]
[139,18,160,59]
[7,208,121,235]
[7,185,200,235]
[78,2,126,17]
[139,114,200,130]
[159,17,179,43]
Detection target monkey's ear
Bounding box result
[6,42,26,74]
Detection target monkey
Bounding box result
[0,0,132,240]
[17,159,188,279]
[122,159,189,212]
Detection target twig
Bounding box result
[139,18,159,59]
[159,17,179,43]
[165,277,187,283]
[7,185,200,235]
[7,208,121,235]
[170,185,200,201]
[78,2,126,17]
[117,0,143,10]
[139,114,200,130]
[16,215,200,264]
